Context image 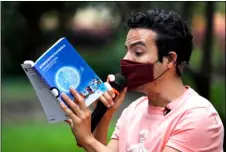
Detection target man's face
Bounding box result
[124,28,158,63]
[124,28,172,92]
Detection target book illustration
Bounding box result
[79,77,104,99]
[55,66,81,93]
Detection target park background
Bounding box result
[1,1,225,152]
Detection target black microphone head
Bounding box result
[109,73,127,92]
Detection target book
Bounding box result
[21,37,108,123]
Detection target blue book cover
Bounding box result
[33,37,107,106]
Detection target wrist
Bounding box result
[78,134,95,147]
[86,136,96,145]
[83,136,97,151]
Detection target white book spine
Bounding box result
[21,62,68,123]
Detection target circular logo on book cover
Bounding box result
[55,66,80,92]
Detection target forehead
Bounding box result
[126,28,157,45]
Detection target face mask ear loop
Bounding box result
[153,60,159,64]
[154,54,179,81]
[154,57,178,81]
[154,68,169,81]
[151,58,171,81]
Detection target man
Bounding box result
[60,9,224,152]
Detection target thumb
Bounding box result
[106,74,115,83]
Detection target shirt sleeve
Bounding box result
[111,107,129,140]
[166,107,224,152]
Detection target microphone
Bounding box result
[91,73,127,133]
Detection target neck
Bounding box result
[147,76,186,107]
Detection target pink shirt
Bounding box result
[111,87,224,152]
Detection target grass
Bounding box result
[2,121,115,152]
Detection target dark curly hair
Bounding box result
[126,9,193,76]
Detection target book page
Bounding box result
[21,64,67,123]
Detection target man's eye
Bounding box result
[135,52,143,56]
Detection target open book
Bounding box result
[21,37,107,123]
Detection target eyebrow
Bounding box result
[125,41,147,50]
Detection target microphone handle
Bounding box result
[91,101,108,132]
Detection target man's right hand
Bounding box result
[93,74,128,114]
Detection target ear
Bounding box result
[167,51,177,68]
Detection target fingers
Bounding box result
[108,89,116,98]
[102,91,114,106]
[61,93,83,117]
[99,95,111,108]
[60,102,80,122]
[70,87,87,111]
[104,82,116,98]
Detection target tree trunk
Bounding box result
[196,2,214,100]
[181,1,194,26]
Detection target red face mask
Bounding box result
[120,59,168,90]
